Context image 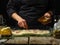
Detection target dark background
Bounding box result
[0,0,15,26]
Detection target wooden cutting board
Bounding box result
[12,30,51,37]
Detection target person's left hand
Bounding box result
[38,12,52,25]
[42,12,51,25]
[44,12,51,20]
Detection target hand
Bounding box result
[43,12,51,25]
[11,13,28,29]
[18,18,28,29]
[44,12,51,20]
[38,12,51,25]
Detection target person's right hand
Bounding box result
[17,18,28,29]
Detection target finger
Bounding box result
[44,13,51,17]
[23,21,28,29]
[21,22,26,28]
[25,22,28,29]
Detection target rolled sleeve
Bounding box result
[7,0,18,17]
[7,8,16,17]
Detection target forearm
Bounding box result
[11,12,23,22]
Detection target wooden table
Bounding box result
[4,30,60,45]
[4,37,60,45]
[5,37,28,44]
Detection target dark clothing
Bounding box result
[0,0,8,14]
[7,0,54,29]
[0,0,10,25]
[52,0,60,22]
[53,0,60,15]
